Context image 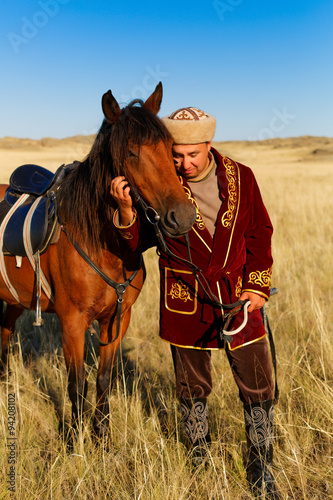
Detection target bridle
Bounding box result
[119,163,250,343]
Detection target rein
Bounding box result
[119,163,249,340]
[153,223,250,341]
[61,226,142,346]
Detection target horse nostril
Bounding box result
[166,210,178,229]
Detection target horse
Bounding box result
[0,82,196,437]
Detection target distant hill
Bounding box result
[1,135,332,160]
[0,135,96,150]
[0,135,332,184]
[214,135,333,162]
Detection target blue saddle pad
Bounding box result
[2,196,55,257]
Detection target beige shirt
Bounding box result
[188,153,222,238]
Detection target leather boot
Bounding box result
[180,397,211,466]
[244,399,280,499]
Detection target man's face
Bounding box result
[172,142,211,180]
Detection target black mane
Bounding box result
[58,100,172,253]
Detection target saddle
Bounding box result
[0,163,75,257]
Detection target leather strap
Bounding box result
[61,226,142,345]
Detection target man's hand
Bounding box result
[110,176,134,226]
[239,291,266,313]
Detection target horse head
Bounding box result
[102,83,197,238]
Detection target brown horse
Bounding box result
[0,83,196,437]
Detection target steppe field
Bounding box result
[0,135,332,499]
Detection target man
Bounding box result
[111,107,279,498]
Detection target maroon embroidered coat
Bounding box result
[114,148,273,350]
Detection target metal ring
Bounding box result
[145,206,160,224]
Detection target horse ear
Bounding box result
[144,81,163,114]
[102,90,122,123]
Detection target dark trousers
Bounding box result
[171,336,274,404]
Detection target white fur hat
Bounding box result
[162,107,216,144]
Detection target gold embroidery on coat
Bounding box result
[235,276,243,298]
[221,163,241,270]
[182,184,205,230]
[248,266,272,288]
[165,267,198,315]
[169,280,193,303]
[221,157,238,229]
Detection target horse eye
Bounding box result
[128,150,137,158]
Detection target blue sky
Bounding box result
[1,0,332,141]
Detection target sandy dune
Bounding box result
[0,135,332,184]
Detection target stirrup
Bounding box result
[33,251,43,326]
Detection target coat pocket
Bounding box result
[164,267,198,315]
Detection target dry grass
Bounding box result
[0,137,333,498]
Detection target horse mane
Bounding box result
[58,99,172,254]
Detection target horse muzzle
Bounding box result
[160,202,197,238]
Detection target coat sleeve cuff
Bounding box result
[243,265,272,300]
[113,208,138,241]
[241,288,270,301]
[113,208,137,229]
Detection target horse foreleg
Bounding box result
[0,304,22,377]
[94,309,132,438]
[61,324,87,430]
